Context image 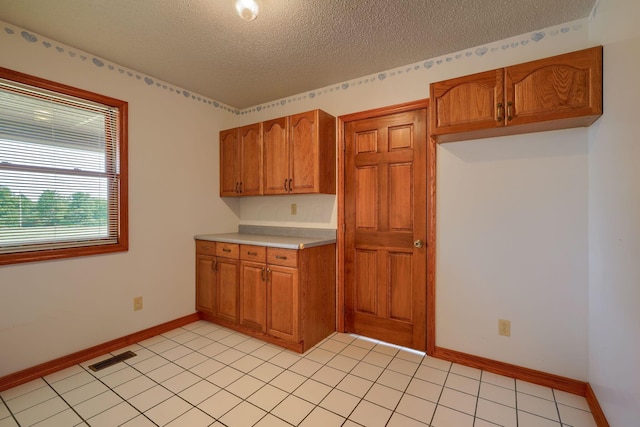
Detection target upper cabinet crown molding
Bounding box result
[430,46,603,143]
[221,109,336,197]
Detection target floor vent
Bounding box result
[88,351,136,372]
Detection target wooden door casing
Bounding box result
[344,107,428,351]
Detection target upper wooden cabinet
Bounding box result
[219,123,263,196]
[430,46,603,143]
[264,109,336,195]
[220,109,336,197]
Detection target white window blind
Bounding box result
[0,75,124,257]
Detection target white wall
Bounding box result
[437,130,588,379]
[0,23,241,376]
[236,21,591,379]
[0,16,595,383]
[588,0,640,424]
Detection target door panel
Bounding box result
[389,252,412,322]
[196,254,215,314]
[344,108,427,351]
[290,111,316,193]
[240,124,262,195]
[240,261,266,332]
[215,258,239,324]
[219,129,239,196]
[389,163,412,231]
[263,117,289,194]
[356,166,378,229]
[354,249,377,315]
[267,265,300,342]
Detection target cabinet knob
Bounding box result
[507,102,513,121]
[223,248,231,253]
[275,255,287,260]
[496,103,504,122]
[413,239,424,249]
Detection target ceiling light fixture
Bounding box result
[235,0,259,21]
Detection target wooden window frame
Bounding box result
[0,67,128,265]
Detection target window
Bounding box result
[0,67,128,265]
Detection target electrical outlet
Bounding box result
[291,204,297,215]
[498,319,511,337]
[133,296,143,311]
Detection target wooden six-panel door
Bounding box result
[344,108,427,350]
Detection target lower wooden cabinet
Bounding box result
[267,261,300,343]
[213,256,239,324]
[195,239,336,353]
[195,241,216,314]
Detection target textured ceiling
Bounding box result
[0,0,596,109]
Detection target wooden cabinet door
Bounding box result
[506,46,603,127]
[263,117,290,194]
[239,261,267,332]
[289,111,318,194]
[220,128,239,196]
[196,253,216,315]
[239,123,263,195]
[214,257,239,324]
[430,69,504,136]
[267,265,300,343]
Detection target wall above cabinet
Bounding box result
[430,46,602,143]
[220,109,336,197]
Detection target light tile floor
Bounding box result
[0,321,597,426]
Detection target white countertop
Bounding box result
[194,232,336,250]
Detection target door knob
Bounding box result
[413,240,424,248]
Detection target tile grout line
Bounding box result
[515,378,520,427]
[180,325,298,426]
[2,323,597,427]
[128,329,249,425]
[277,335,375,425]
[0,393,20,427]
[163,325,294,425]
[552,388,564,426]
[473,370,483,426]
[41,376,89,426]
[428,358,454,426]
[382,347,428,426]
[77,362,160,426]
